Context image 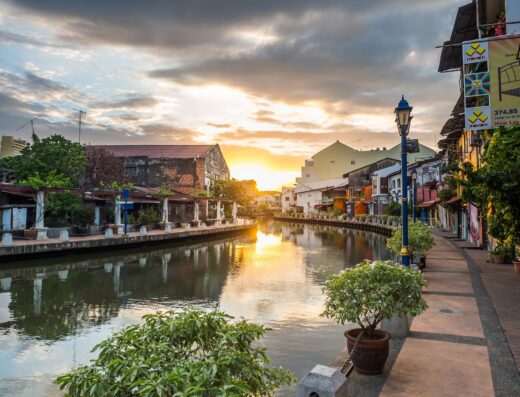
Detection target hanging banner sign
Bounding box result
[462,36,520,130]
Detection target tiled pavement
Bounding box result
[339,232,520,397]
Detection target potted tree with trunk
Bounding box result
[321,260,427,375]
[387,222,435,269]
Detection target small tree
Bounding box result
[387,222,435,258]
[211,179,248,206]
[56,308,295,396]
[84,146,126,187]
[13,135,87,186]
[321,260,427,339]
[385,201,401,216]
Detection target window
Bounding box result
[305,174,310,178]
[397,178,401,189]
[351,160,356,165]
[285,197,289,201]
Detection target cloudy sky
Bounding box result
[0,0,463,189]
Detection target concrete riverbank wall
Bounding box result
[0,222,257,262]
[274,215,395,236]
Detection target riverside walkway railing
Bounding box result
[273,213,400,236]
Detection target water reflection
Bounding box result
[0,220,390,397]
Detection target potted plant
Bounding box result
[514,246,520,274]
[321,260,427,375]
[387,222,435,268]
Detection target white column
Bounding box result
[114,262,123,293]
[115,196,122,225]
[216,201,222,220]
[232,202,237,221]
[162,198,169,223]
[94,206,101,226]
[194,201,200,221]
[35,191,45,228]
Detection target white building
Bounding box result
[281,186,296,213]
[371,163,401,215]
[297,140,436,184]
[295,178,348,214]
[255,192,282,210]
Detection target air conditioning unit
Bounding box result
[470,134,482,147]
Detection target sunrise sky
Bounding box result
[0,1,465,190]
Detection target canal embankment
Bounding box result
[0,220,257,262]
[273,215,396,236]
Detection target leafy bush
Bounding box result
[321,260,427,339]
[385,201,401,216]
[71,206,95,227]
[138,207,161,225]
[387,222,435,258]
[56,309,295,397]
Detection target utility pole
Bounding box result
[74,109,86,144]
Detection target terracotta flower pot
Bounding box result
[345,328,391,375]
[513,260,520,275]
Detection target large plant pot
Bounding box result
[345,328,390,375]
[513,260,520,274]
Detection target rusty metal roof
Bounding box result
[95,145,216,159]
[438,1,478,73]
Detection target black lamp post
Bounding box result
[395,95,413,267]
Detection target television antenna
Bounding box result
[16,116,41,143]
[73,109,87,144]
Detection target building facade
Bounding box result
[0,136,29,158]
[296,140,436,184]
[97,145,230,192]
[281,186,296,213]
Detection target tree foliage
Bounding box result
[56,308,295,397]
[84,146,126,187]
[458,127,520,246]
[12,135,87,187]
[387,221,435,258]
[210,179,248,206]
[321,260,427,339]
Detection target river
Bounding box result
[0,220,391,396]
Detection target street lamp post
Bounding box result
[411,169,417,223]
[395,95,413,267]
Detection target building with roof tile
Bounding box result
[96,144,229,192]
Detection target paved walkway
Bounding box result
[340,232,520,397]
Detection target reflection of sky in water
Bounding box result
[0,221,390,397]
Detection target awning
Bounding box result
[417,201,437,208]
[444,196,462,205]
[131,199,161,204]
[314,202,333,208]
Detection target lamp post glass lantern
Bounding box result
[395,95,412,267]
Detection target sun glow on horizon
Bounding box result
[229,162,298,191]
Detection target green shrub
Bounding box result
[56,308,295,397]
[385,201,401,216]
[387,221,435,258]
[321,260,427,339]
[71,206,95,227]
[138,207,161,225]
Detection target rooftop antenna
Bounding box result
[16,116,40,143]
[73,109,86,144]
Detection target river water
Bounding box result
[0,220,390,396]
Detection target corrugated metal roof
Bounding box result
[438,1,478,73]
[95,145,216,159]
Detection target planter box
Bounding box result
[23,229,38,240]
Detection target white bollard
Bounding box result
[105,228,114,238]
[59,230,69,242]
[140,226,148,236]
[1,233,13,247]
[164,224,172,233]
[139,257,147,267]
[184,223,191,230]
[297,365,348,397]
[104,263,113,273]
[36,228,47,240]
